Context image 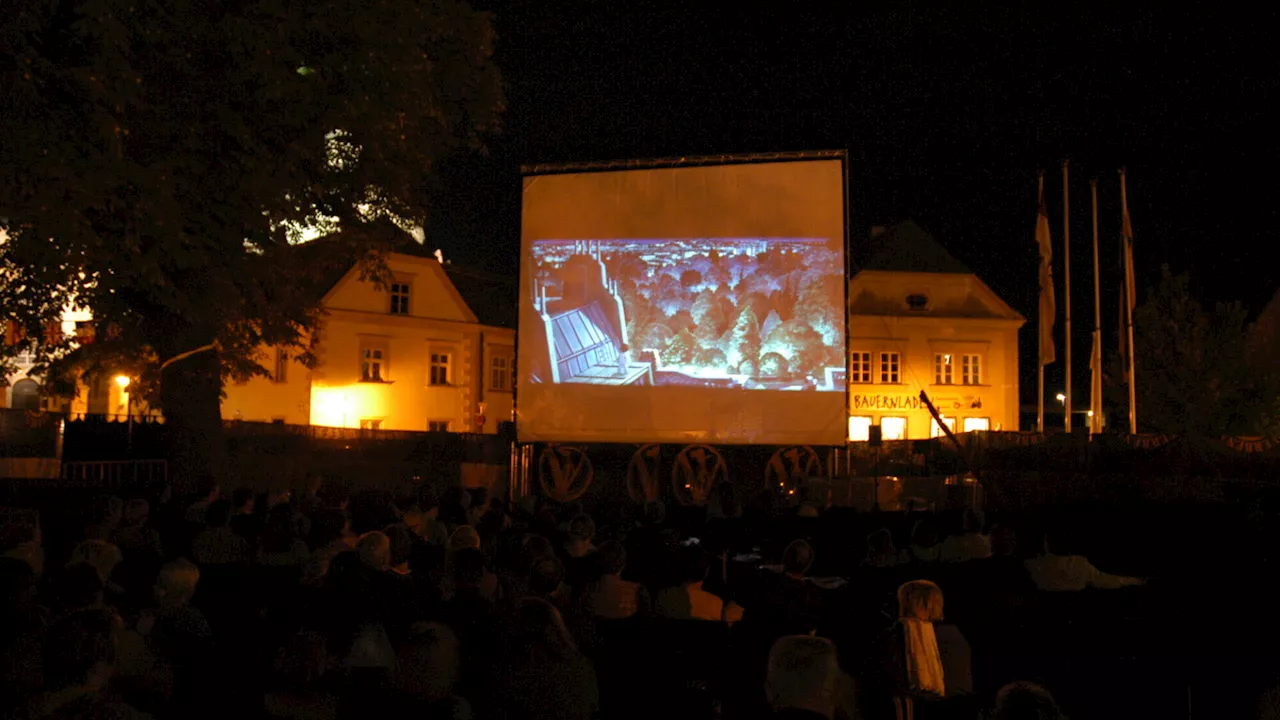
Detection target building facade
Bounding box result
[1,307,138,417]
[847,221,1024,441]
[222,250,515,433]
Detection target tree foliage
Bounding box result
[0,0,502,480]
[727,306,761,371]
[1114,266,1273,436]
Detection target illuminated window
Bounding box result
[429,353,452,386]
[850,352,871,383]
[491,356,510,391]
[930,416,957,438]
[879,352,900,384]
[389,282,411,315]
[881,417,907,440]
[273,348,288,383]
[360,340,388,382]
[360,418,383,430]
[428,420,450,432]
[962,354,981,385]
[963,417,990,433]
[934,354,953,385]
[848,416,872,442]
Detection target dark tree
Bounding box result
[1111,266,1264,435]
[680,269,703,289]
[1247,291,1280,435]
[0,0,502,485]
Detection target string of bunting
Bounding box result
[1122,433,1172,450]
[1222,436,1279,454]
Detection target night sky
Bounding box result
[426,3,1279,405]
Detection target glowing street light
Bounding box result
[114,375,131,389]
[1055,393,1066,403]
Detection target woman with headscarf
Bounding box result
[866,579,973,720]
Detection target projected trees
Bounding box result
[531,238,843,388]
[664,329,698,365]
[728,307,763,374]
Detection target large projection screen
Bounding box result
[517,155,847,445]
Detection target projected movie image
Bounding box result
[527,237,845,391]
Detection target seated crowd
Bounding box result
[0,476,1150,719]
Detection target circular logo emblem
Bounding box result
[671,444,727,506]
[765,445,824,493]
[538,445,593,502]
[626,444,663,503]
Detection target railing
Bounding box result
[221,419,494,444]
[67,413,164,424]
[61,459,167,489]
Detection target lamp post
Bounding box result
[115,375,132,453]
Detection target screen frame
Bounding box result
[514,150,851,446]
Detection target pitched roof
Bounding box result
[387,234,517,329]
[855,220,972,275]
[443,265,517,330]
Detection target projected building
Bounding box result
[528,241,653,386]
[846,221,1025,441]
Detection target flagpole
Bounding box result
[1037,171,1046,434]
[1090,179,1102,433]
[1120,168,1138,434]
[1062,160,1072,432]
[1038,341,1045,433]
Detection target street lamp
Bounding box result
[114,375,133,452]
[1055,393,1066,403]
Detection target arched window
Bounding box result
[11,378,40,410]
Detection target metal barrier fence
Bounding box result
[60,459,168,490]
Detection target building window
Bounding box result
[850,352,871,384]
[963,417,990,433]
[273,348,288,383]
[881,417,907,441]
[11,379,41,411]
[962,354,981,385]
[934,353,953,385]
[931,416,957,438]
[429,353,452,386]
[428,420,450,432]
[389,282,411,315]
[360,341,388,382]
[490,356,510,391]
[879,352,900,384]
[360,418,383,430]
[848,416,872,442]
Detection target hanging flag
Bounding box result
[1036,176,1056,366]
[73,321,96,345]
[4,321,24,346]
[42,320,62,346]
